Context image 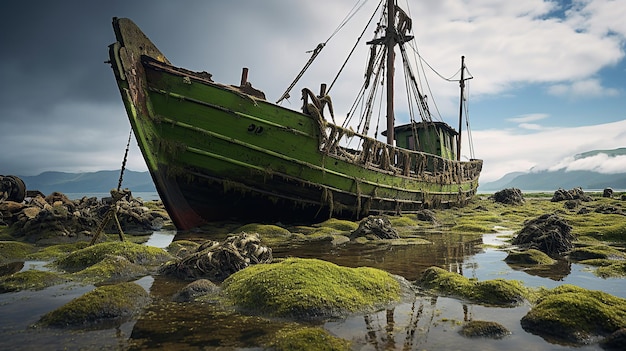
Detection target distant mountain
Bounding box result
[480,170,626,191]
[18,170,156,194]
[480,148,626,192]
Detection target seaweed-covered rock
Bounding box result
[160,232,272,281]
[36,282,150,328]
[603,188,614,198]
[490,188,525,205]
[415,209,438,223]
[521,285,626,344]
[222,258,401,320]
[5,191,170,244]
[350,215,399,240]
[594,204,624,215]
[504,249,557,265]
[459,320,511,339]
[551,187,592,202]
[512,214,574,257]
[172,279,220,302]
[418,266,527,306]
[601,328,626,350]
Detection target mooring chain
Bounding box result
[89,129,133,245]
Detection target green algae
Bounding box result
[272,326,351,351]
[521,284,626,343]
[0,241,34,262]
[55,241,172,273]
[505,249,557,265]
[37,282,150,328]
[222,258,401,319]
[418,266,528,306]
[388,215,419,228]
[0,270,68,293]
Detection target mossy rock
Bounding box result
[505,249,557,265]
[521,284,626,343]
[172,279,220,302]
[235,224,291,237]
[579,259,626,278]
[569,245,626,261]
[313,218,358,232]
[0,241,34,262]
[26,242,90,261]
[222,258,401,320]
[37,282,150,328]
[418,266,527,306]
[73,254,148,284]
[450,223,492,233]
[459,320,510,339]
[166,240,200,258]
[0,270,68,293]
[272,326,351,351]
[55,241,173,273]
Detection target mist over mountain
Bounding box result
[480,148,626,192]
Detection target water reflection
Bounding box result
[272,231,484,281]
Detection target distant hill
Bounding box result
[18,170,156,194]
[480,148,626,192]
[480,170,626,191]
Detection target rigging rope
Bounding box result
[276,0,373,104]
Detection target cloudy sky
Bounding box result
[1,0,625,183]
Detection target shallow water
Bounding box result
[0,229,623,350]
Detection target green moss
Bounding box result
[459,320,510,339]
[236,224,291,236]
[0,270,68,293]
[73,254,148,283]
[272,326,351,351]
[223,258,400,319]
[521,284,626,342]
[595,261,626,278]
[505,249,557,265]
[419,266,527,306]
[26,242,90,260]
[235,224,291,245]
[569,245,626,261]
[388,215,419,228]
[313,218,358,232]
[37,282,150,328]
[0,241,34,262]
[450,223,493,233]
[166,239,200,258]
[55,241,172,273]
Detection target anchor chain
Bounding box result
[89,129,133,245]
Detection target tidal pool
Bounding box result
[0,229,622,350]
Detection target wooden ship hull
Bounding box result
[108,17,482,230]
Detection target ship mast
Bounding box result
[385,0,396,145]
[457,56,465,161]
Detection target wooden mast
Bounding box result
[385,0,396,145]
[457,55,465,161]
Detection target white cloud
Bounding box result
[548,78,620,98]
[507,113,549,123]
[547,154,626,173]
[471,119,626,182]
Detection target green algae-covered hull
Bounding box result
[108,18,482,230]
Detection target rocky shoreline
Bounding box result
[1,187,625,349]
